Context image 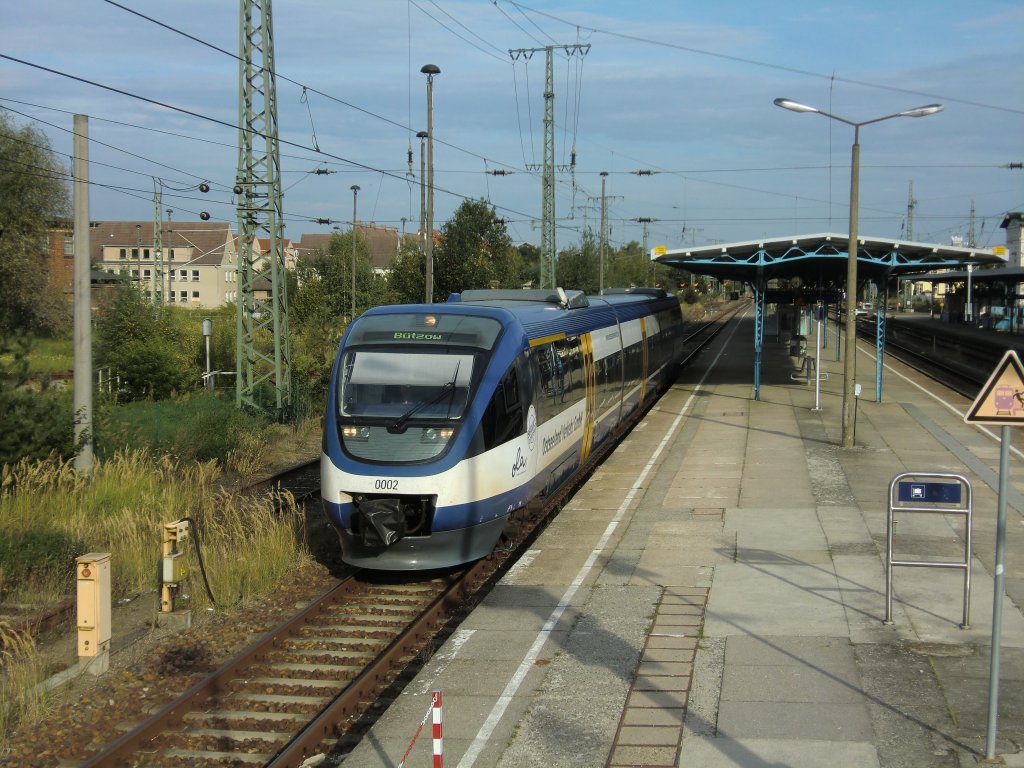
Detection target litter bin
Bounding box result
[789,335,807,357]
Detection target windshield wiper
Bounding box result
[388,362,461,433]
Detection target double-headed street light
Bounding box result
[773,97,943,448]
[350,184,360,322]
[421,64,440,303]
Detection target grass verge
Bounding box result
[0,450,312,744]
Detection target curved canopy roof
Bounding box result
[655,233,1003,286]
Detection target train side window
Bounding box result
[532,344,557,423]
[553,337,584,407]
[479,365,525,451]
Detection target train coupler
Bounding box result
[357,499,406,548]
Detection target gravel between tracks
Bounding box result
[2,560,338,767]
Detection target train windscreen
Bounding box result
[334,312,502,462]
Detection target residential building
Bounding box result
[295,222,419,275]
[91,221,237,309]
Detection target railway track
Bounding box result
[79,571,481,767]
[854,318,988,398]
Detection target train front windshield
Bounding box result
[335,312,503,463]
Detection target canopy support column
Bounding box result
[753,272,766,400]
[876,278,888,401]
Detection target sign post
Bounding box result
[964,349,1024,759]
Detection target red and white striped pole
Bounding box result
[432,689,443,767]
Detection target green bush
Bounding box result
[0,388,75,466]
[95,392,270,465]
[0,528,85,597]
[0,332,76,465]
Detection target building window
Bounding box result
[191,269,200,280]
[131,248,139,258]
[63,236,73,256]
[169,293,176,302]
[179,269,187,280]
[143,269,151,278]
[144,248,150,259]
[119,248,127,259]
[180,291,188,301]
[191,291,200,302]
[131,269,139,278]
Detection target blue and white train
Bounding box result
[321,287,684,570]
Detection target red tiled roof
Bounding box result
[296,223,420,270]
[90,221,233,265]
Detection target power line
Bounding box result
[498,0,1024,116]
[0,53,549,227]
[97,0,520,173]
[414,0,508,61]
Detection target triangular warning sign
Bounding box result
[965,350,1024,424]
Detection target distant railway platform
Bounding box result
[343,308,1024,768]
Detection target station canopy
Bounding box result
[655,233,1004,286]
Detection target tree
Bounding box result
[432,199,517,300]
[517,242,541,288]
[0,331,75,464]
[0,113,72,336]
[94,285,193,400]
[387,238,426,304]
[557,228,600,294]
[608,239,650,288]
[293,232,386,321]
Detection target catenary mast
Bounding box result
[236,0,291,419]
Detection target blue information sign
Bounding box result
[897,481,962,505]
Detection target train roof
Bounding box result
[357,288,677,344]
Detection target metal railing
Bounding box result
[884,472,973,629]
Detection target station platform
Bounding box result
[343,310,1024,768]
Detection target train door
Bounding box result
[579,332,598,463]
[639,317,649,404]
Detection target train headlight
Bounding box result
[342,425,371,442]
[421,427,453,443]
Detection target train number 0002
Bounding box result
[374,478,399,491]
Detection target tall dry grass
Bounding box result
[0,621,47,748]
[0,450,312,744]
[1,450,310,606]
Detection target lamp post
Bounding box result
[416,130,428,245]
[350,184,359,322]
[599,171,608,293]
[966,263,974,323]
[773,98,943,448]
[202,317,212,390]
[421,64,440,303]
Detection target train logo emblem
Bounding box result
[511,447,527,478]
[526,405,537,452]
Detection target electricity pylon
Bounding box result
[236,0,291,420]
[510,43,590,289]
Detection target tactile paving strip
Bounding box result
[607,586,709,768]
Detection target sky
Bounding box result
[2,0,1022,254]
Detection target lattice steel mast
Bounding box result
[510,44,589,289]
[152,181,164,306]
[236,0,291,419]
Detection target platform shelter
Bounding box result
[655,233,1003,400]
[904,265,1024,333]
